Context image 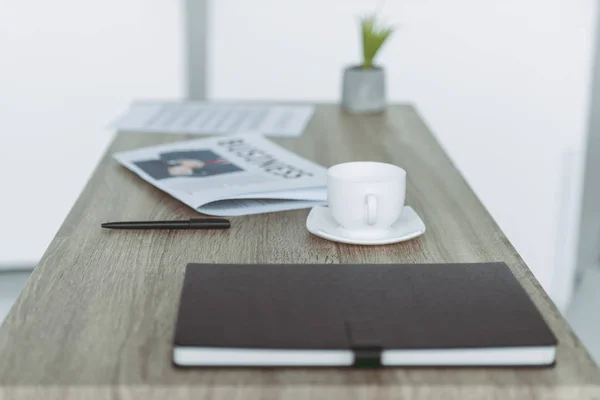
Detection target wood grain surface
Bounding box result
[0,105,598,399]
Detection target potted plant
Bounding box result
[341,14,394,114]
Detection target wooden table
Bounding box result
[0,105,598,399]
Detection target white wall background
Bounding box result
[208,0,597,309]
[0,0,184,266]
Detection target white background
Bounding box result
[0,0,596,310]
[208,0,597,309]
[0,0,184,266]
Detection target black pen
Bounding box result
[101,218,230,230]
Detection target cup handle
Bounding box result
[366,194,377,226]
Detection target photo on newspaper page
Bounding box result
[113,135,327,216]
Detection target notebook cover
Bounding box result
[173,263,557,351]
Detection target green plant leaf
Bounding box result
[361,14,394,69]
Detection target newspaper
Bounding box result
[110,100,315,137]
[113,135,327,216]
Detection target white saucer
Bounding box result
[306,205,426,245]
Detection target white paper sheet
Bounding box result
[110,100,315,137]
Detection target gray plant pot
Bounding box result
[341,65,386,114]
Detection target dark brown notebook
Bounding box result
[173,263,557,367]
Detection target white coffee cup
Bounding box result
[327,162,406,235]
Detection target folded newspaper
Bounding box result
[114,135,327,216]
